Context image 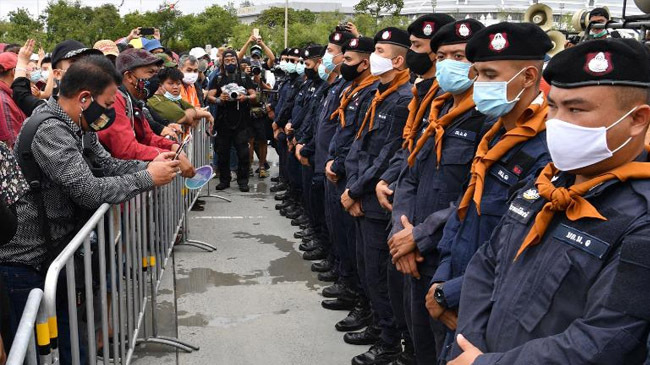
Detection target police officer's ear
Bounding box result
[391,46,408,70]
[629,103,650,139]
[520,63,541,89]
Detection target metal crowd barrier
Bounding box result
[7,119,220,365]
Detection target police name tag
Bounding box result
[553,224,610,259]
[490,165,516,186]
[449,128,476,141]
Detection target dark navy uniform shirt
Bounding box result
[453,151,650,364]
[390,100,493,277]
[345,80,413,223]
[433,95,552,308]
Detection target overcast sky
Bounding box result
[0,0,345,20]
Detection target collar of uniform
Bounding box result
[47,97,82,136]
[580,149,650,199]
[415,78,434,98]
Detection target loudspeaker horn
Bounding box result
[546,30,566,56]
[571,9,590,31]
[525,3,554,31]
[635,0,650,13]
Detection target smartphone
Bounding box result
[253,28,260,38]
[140,27,155,36]
[173,133,192,160]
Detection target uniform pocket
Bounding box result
[518,252,572,332]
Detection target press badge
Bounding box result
[553,224,610,259]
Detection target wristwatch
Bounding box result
[434,284,448,309]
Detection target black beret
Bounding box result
[374,27,410,49]
[590,7,610,19]
[543,38,650,89]
[289,47,302,58]
[430,19,485,51]
[303,44,324,59]
[407,14,455,39]
[343,37,375,54]
[280,48,290,56]
[329,31,355,47]
[466,22,552,62]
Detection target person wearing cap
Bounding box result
[0,52,27,148]
[94,39,120,64]
[339,27,413,365]
[448,38,650,365]
[270,47,304,194]
[587,7,621,40]
[1,55,180,365]
[11,39,102,116]
[209,49,257,192]
[238,33,276,70]
[297,31,354,265]
[290,45,329,254]
[319,36,380,339]
[142,38,165,55]
[156,53,178,68]
[97,48,195,178]
[376,14,455,215]
[416,22,552,363]
[385,18,491,364]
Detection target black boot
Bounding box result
[344,325,381,346]
[275,200,294,210]
[351,340,402,365]
[285,208,303,220]
[303,246,327,261]
[311,259,333,272]
[387,338,416,365]
[294,227,315,239]
[336,304,373,332]
[322,282,349,298]
[317,269,338,282]
[274,191,290,200]
[321,295,356,311]
[291,215,310,226]
[270,183,288,192]
[299,240,321,252]
[215,182,230,190]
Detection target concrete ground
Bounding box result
[132,155,363,365]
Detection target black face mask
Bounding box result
[340,62,364,82]
[143,75,160,99]
[406,49,434,76]
[82,97,116,132]
[304,67,318,81]
[225,64,237,73]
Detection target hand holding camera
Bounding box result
[221,83,248,102]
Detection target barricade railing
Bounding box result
[8,119,219,365]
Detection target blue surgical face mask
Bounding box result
[30,70,42,83]
[296,62,305,76]
[322,51,341,72]
[472,67,527,118]
[164,90,182,102]
[436,59,474,95]
[318,64,330,81]
[285,61,297,74]
[279,60,288,72]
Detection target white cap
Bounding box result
[29,53,39,62]
[189,47,208,59]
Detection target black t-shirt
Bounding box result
[209,71,256,131]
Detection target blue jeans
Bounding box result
[0,264,87,365]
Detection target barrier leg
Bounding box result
[198,179,232,203]
[176,214,216,252]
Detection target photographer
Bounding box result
[238,33,276,70]
[208,50,257,192]
[241,55,272,178]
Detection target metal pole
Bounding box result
[284,0,288,48]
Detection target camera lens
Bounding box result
[230,92,239,99]
[252,66,261,75]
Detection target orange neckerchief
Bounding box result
[181,83,201,108]
[407,89,475,167]
[356,69,411,139]
[402,80,440,151]
[330,74,378,128]
[457,93,548,220]
[515,161,650,259]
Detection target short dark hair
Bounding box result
[42,56,51,65]
[59,55,122,98]
[158,66,183,83]
[3,44,20,54]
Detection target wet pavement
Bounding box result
[133,156,362,365]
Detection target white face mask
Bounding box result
[183,72,199,85]
[545,106,637,171]
[370,52,394,76]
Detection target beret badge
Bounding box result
[423,22,435,36]
[585,52,613,76]
[489,32,508,52]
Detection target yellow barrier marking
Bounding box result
[48,316,58,338]
[37,323,50,346]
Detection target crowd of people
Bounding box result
[1,5,650,364]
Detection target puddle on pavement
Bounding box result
[175,267,262,297]
[233,231,320,290]
[177,311,210,327]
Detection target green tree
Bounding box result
[3,8,46,45]
[254,7,316,29]
[354,0,404,19]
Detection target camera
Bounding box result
[568,35,581,45]
[222,83,247,100]
[335,22,348,32]
[252,66,262,76]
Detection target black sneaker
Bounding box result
[239,185,250,192]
